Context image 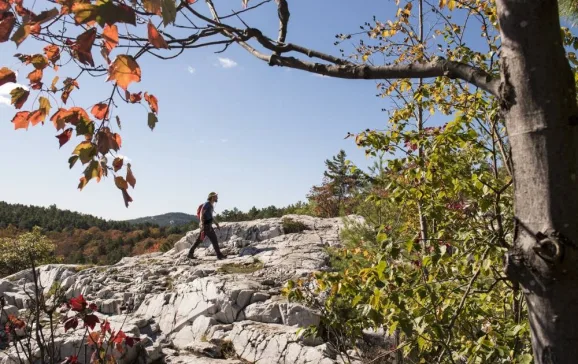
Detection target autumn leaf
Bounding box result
[114,133,122,148]
[0,67,16,87]
[51,107,90,130]
[112,157,123,172]
[50,76,59,92]
[11,23,30,47]
[44,44,60,65]
[61,78,79,104]
[73,27,97,67]
[115,177,133,207]
[11,111,31,130]
[28,96,51,126]
[69,295,87,311]
[78,176,88,190]
[103,24,118,52]
[68,155,79,169]
[10,87,29,109]
[107,55,141,90]
[116,115,121,129]
[0,11,16,43]
[161,0,176,26]
[72,141,97,164]
[28,54,48,70]
[64,317,79,332]
[83,160,102,183]
[72,1,136,27]
[125,90,142,103]
[56,128,73,148]
[96,128,120,155]
[87,331,101,345]
[147,21,168,49]
[143,0,161,14]
[144,92,158,114]
[31,8,59,24]
[91,103,109,120]
[126,163,136,188]
[0,0,9,12]
[27,68,42,84]
[147,112,158,130]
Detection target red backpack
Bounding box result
[196,203,204,220]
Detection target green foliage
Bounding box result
[0,227,59,277]
[217,201,314,222]
[281,217,308,234]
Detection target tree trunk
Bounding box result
[497,0,578,362]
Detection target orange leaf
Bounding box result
[78,176,88,190]
[10,87,29,109]
[50,76,59,92]
[61,77,79,104]
[114,176,128,190]
[11,111,30,130]
[87,331,101,346]
[121,188,132,207]
[51,107,90,130]
[0,1,10,13]
[107,55,141,90]
[28,97,50,126]
[147,21,168,49]
[144,92,158,114]
[56,128,73,147]
[91,103,109,120]
[44,44,60,64]
[73,27,96,67]
[27,68,42,84]
[0,11,16,43]
[0,67,16,86]
[114,133,122,148]
[103,24,118,52]
[126,163,135,188]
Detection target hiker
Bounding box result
[187,192,227,260]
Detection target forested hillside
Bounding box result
[125,212,198,226]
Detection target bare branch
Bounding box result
[276,0,289,44]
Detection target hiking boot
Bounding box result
[187,250,195,259]
[217,254,227,260]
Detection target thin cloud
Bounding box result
[217,57,238,68]
[187,66,196,74]
[0,82,27,107]
[220,138,228,143]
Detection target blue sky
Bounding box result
[0,0,480,220]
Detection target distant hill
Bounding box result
[126,212,199,227]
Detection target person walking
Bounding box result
[187,192,227,260]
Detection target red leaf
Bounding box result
[91,103,109,120]
[102,24,118,52]
[0,67,16,86]
[0,11,15,43]
[125,90,142,103]
[64,317,79,332]
[27,68,42,84]
[147,20,168,49]
[125,336,140,347]
[112,330,127,344]
[56,128,73,148]
[7,314,26,329]
[144,92,158,114]
[73,27,96,67]
[112,157,123,172]
[60,355,78,364]
[89,303,98,311]
[69,295,87,312]
[11,111,30,130]
[83,314,99,329]
[187,0,196,3]
[0,0,10,12]
[100,320,111,333]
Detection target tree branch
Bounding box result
[276,0,289,44]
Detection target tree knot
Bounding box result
[533,229,573,265]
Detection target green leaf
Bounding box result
[161,0,177,26]
[148,112,158,130]
[68,155,79,169]
[351,294,363,306]
[73,0,136,27]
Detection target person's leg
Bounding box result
[205,227,226,259]
[187,230,205,258]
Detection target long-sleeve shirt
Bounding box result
[201,202,214,225]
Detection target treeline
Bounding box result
[217,202,313,222]
[0,201,156,232]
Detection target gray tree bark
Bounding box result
[497,0,578,362]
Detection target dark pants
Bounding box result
[188,225,223,257]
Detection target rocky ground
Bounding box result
[0,215,381,364]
